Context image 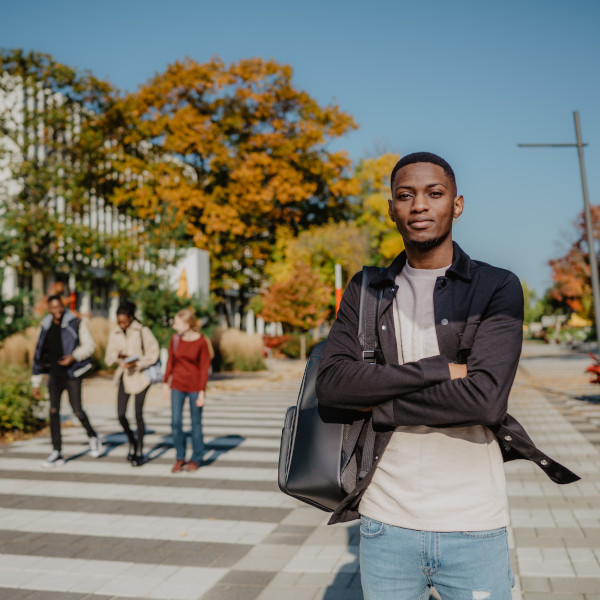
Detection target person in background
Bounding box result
[162,307,211,473]
[105,301,160,466]
[32,295,102,467]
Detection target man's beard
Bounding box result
[406,229,450,251]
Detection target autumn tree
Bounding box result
[260,261,332,359]
[267,222,370,293]
[0,49,185,300]
[548,206,600,321]
[108,56,358,322]
[354,153,405,263]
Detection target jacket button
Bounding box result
[504,435,512,441]
[381,325,387,331]
[441,319,448,326]
[441,280,447,287]
[540,459,549,466]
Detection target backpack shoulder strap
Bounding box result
[342,266,383,472]
[358,266,383,363]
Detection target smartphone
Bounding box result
[124,355,140,364]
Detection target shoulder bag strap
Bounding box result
[341,266,383,470]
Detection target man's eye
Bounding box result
[430,191,442,197]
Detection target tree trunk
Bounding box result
[300,333,306,362]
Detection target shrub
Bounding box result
[213,328,265,372]
[278,335,322,359]
[0,365,46,434]
[0,326,38,368]
[87,316,112,371]
[263,335,293,358]
[0,292,36,342]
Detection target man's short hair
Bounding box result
[390,152,456,193]
[47,294,63,304]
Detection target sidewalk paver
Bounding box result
[0,345,599,599]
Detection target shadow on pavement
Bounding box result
[574,394,600,404]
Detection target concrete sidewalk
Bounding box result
[507,342,600,599]
[0,343,598,599]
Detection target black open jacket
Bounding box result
[316,242,580,524]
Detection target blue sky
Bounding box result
[3,0,600,296]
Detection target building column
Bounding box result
[1,266,18,300]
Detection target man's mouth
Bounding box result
[408,218,433,230]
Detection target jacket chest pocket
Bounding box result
[457,321,480,363]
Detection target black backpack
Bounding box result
[278,267,383,512]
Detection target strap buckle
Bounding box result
[362,350,376,364]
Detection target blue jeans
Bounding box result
[359,516,514,600]
[171,389,205,463]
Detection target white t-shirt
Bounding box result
[359,262,509,531]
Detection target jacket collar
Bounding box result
[113,319,143,335]
[371,241,472,286]
[41,309,77,330]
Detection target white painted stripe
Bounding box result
[0,457,277,481]
[0,507,277,544]
[6,444,279,464]
[6,433,283,450]
[0,477,297,508]
[0,553,228,599]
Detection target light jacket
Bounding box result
[105,320,160,395]
[31,310,95,388]
[316,242,580,524]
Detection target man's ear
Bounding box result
[453,195,464,219]
[388,199,395,222]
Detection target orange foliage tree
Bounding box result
[107,56,358,319]
[548,206,600,319]
[260,262,332,333]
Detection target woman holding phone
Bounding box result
[105,301,160,466]
[162,307,211,473]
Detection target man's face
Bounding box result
[48,299,65,323]
[388,162,463,250]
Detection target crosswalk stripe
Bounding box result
[0,507,278,544]
[0,458,279,481]
[0,553,228,599]
[0,476,295,508]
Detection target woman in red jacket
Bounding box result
[162,308,211,473]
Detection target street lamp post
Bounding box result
[519,111,600,354]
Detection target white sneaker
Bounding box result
[41,450,65,468]
[89,436,103,458]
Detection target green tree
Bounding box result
[522,281,544,326]
[0,49,185,298]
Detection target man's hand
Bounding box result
[58,354,75,366]
[196,391,205,408]
[162,383,170,401]
[32,387,42,400]
[449,363,468,379]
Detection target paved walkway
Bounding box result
[0,343,599,599]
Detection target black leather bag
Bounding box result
[277,267,382,512]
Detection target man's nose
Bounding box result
[412,192,429,211]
